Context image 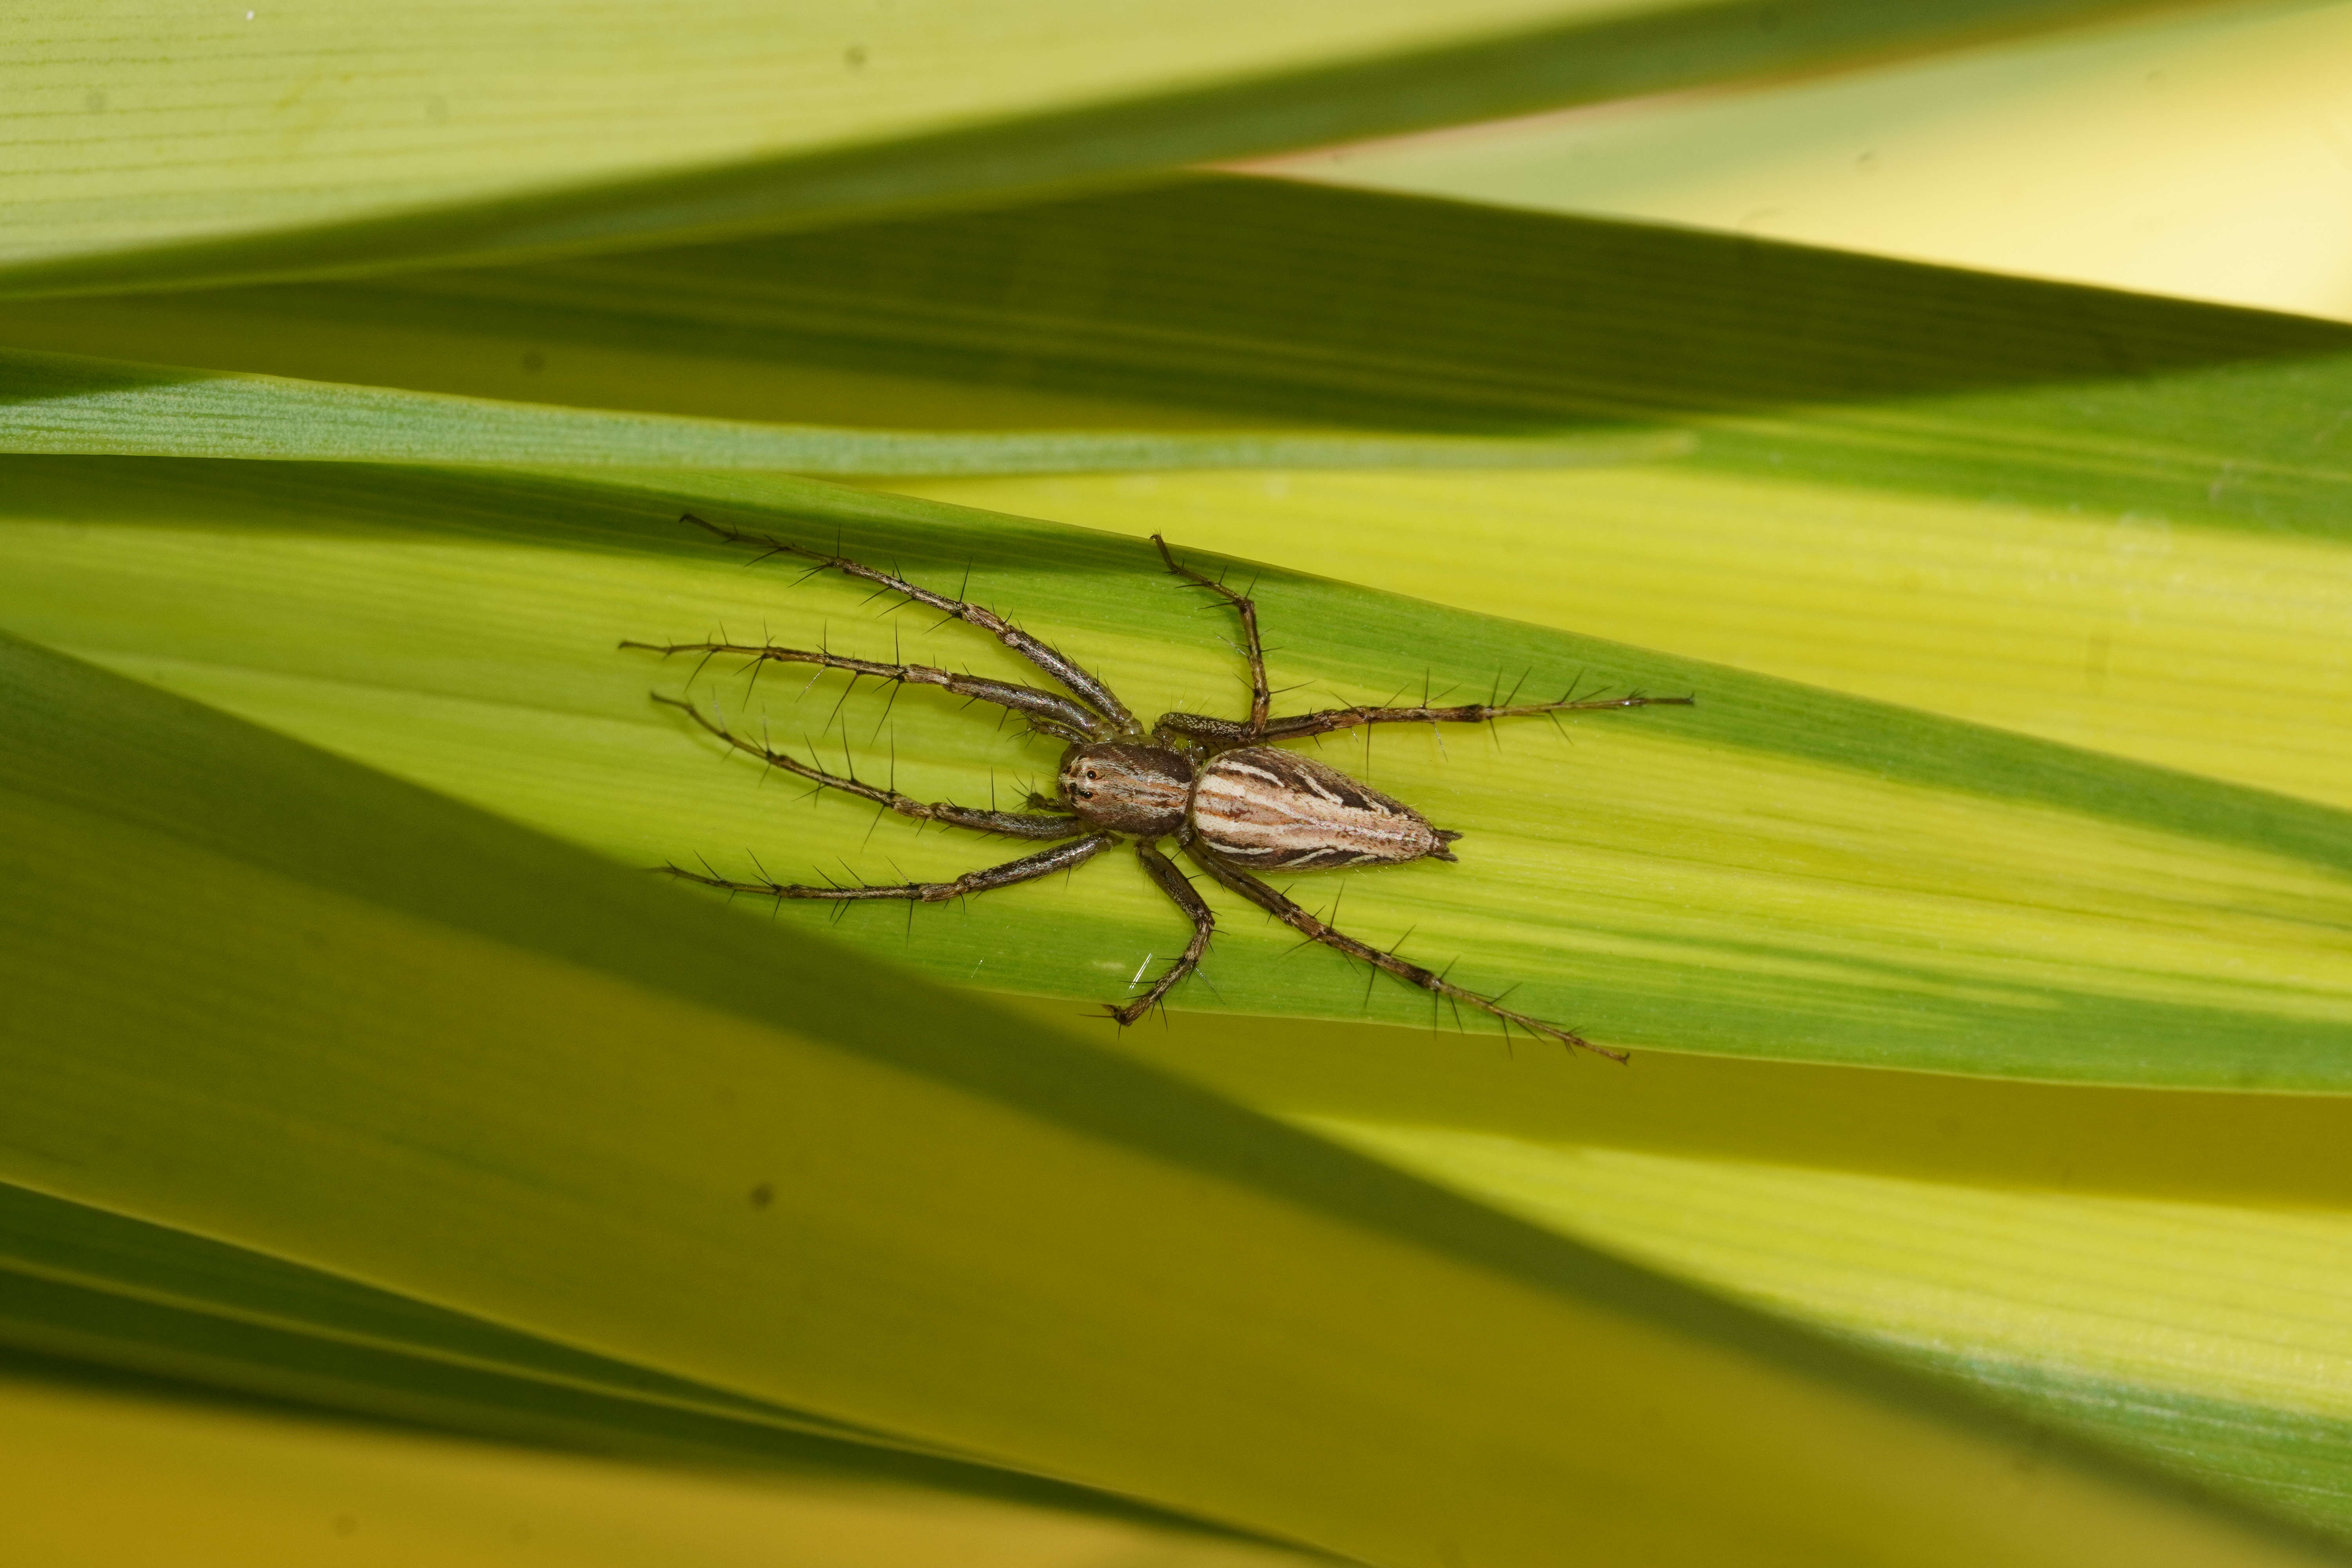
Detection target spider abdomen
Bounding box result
[1191,746,1455,870]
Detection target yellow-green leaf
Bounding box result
[2,1,2191,296]
[0,1365,1307,1568]
[3,630,2338,1568]
[0,345,1685,473]
[3,454,2345,1087]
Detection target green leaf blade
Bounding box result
[4,628,2343,1568]
[4,455,2347,1087]
[3,2,2212,296]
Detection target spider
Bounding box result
[626,514,1692,1060]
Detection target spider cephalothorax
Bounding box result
[626,514,1691,1059]
[1057,743,1191,836]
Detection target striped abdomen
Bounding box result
[1191,746,1456,870]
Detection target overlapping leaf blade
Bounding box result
[5,452,2347,1086]
[3,174,2343,804]
[4,629,2339,1568]
[2,0,2194,296]
[5,26,2351,1563]
[0,1362,1307,1568]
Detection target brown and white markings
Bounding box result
[625,515,1692,1061]
[1191,748,1457,871]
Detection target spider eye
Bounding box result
[1083,768,1098,780]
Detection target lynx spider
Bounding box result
[626,515,1691,1060]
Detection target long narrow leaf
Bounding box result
[3,456,2345,1087]
[2,629,2339,1568]
[0,346,1683,472]
[2,177,2342,808]
[0,1365,1307,1568]
[4,2,2196,296]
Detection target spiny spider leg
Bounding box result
[653,694,1083,839]
[680,513,1138,734]
[1111,839,1216,1025]
[1151,690,1688,749]
[621,637,1111,744]
[1183,846,1628,1063]
[661,831,1118,904]
[1152,534,1269,737]
[1255,689,1693,744]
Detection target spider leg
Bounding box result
[1183,846,1627,1063]
[659,831,1118,903]
[1257,688,1693,744]
[677,513,1137,734]
[622,636,1109,744]
[1152,535,1269,737]
[652,693,1083,839]
[1109,839,1214,1026]
[1154,711,1255,749]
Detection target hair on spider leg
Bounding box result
[742,852,795,917]
[868,666,906,741]
[1445,988,1472,1039]
[688,640,727,690]
[823,671,867,730]
[1362,922,1420,1010]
